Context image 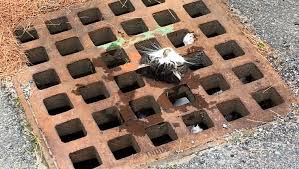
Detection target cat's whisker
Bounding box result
[149,41,161,50]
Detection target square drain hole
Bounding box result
[78,81,110,104]
[215,40,245,60]
[153,9,180,27]
[14,26,39,43]
[166,84,195,107]
[217,99,249,122]
[78,8,103,25]
[142,0,165,7]
[109,0,135,16]
[55,37,84,56]
[183,0,210,18]
[93,107,124,131]
[129,96,161,119]
[33,69,60,90]
[55,118,86,143]
[89,27,117,46]
[146,122,178,147]
[167,29,190,48]
[184,51,212,70]
[67,58,95,79]
[43,93,73,115]
[121,18,149,36]
[101,48,130,69]
[45,16,72,35]
[108,134,140,160]
[134,38,161,56]
[199,20,226,38]
[233,63,264,84]
[182,110,214,133]
[70,146,102,169]
[25,46,49,66]
[114,71,145,93]
[251,87,284,110]
[200,74,230,95]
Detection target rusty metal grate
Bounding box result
[14,0,294,168]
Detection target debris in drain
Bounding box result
[190,124,203,134]
[222,124,228,129]
[137,47,205,83]
[173,97,190,107]
[21,80,33,100]
[183,33,196,46]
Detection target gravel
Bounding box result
[0,82,40,169]
[230,0,299,96]
[157,0,299,168]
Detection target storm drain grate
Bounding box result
[14,0,294,169]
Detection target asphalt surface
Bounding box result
[158,0,299,168]
[230,0,299,96]
[0,0,298,168]
[0,83,39,169]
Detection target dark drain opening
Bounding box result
[121,18,149,36]
[108,134,140,160]
[183,0,210,18]
[14,26,39,43]
[166,84,195,107]
[182,110,214,132]
[153,9,180,27]
[67,58,95,79]
[70,146,102,169]
[183,51,212,70]
[78,8,103,25]
[43,93,73,115]
[200,74,230,95]
[78,81,110,104]
[92,107,124,131]
[55,118,86,142]
[45,16,72,35]
[217,99,249,122]
[88,27,117,46]
[101,48,130,69]
[129,96,161,119]
[142,0,165,7]
[134,38,161,56]
[233,63,264,84]
[199,20,226,38]
[167,29,190,48]
[114,71,145,93]
[25,46,49,66]
[55,37,84,56]
[146,122,178,147]
[251,87,284,110]
[33,69,60,90]
[215,40,245,60]
[109,0,135,16]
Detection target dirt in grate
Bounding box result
[9,0,297,169]
[0,0,89,78]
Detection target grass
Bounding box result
[0,0,88,78]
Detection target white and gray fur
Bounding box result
[136,43,205,83]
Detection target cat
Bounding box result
[136,42,205,83]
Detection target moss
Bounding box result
[98,25,174,50]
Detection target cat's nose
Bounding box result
[163,48,172,57]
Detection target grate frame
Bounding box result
[13,0,295,169]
